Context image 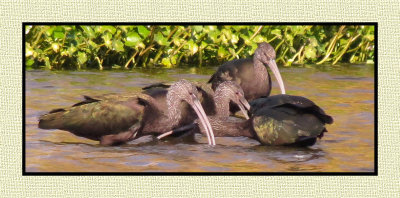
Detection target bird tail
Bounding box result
[293,136,317,147]
[142,82,171,90]
[38,108,66,129]
[207,74,215,84]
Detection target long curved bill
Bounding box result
[191,98,216,145]
[238,97,251,120]
[268,59,286,94]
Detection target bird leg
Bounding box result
[99,123,141,146]
[157,123,198,140]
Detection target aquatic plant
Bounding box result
[25,25,374,70]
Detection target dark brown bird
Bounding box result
[141,81,217,143]
[157,81,251,140]
[247,95,333,146]
[162,94,333,147]
[208,42,286,102]
[38,80,215,146]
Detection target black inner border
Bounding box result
[22,22,378,176]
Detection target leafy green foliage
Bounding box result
[25,25,375,70]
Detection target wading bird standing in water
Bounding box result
[38,80,216,146]
[161,94,333,147]
[208,42,286,103]
[158,81,251,140]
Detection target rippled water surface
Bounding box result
[25,64,375,172]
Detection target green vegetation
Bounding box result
[25,25,374,70]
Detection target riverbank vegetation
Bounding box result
[25,25,374,70]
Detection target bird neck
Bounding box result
[253,58,269,81]
[213,91,230,118]
[230,119,255,138]
[166,91,183,127]
[206,117,255,138]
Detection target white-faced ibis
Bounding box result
[208,42,286,102]
[157,81,251,140]
[38,80,215,146]
[162,94,333,147]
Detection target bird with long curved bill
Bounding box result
[157,81,251,140]
[208,42,286,113]
[160,94,333,147]
[38,80,216,146]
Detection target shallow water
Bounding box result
[25,64,375,172]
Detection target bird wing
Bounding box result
[250,95,333,124]
[39,94,147,140]
[208,59,253,90]
[252,106,326,145]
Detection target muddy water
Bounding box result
[25,64,375,172]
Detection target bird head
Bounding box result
[254,42,286,94]
[168,79,216,145]
[215,81,251,119]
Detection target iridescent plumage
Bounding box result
[168,94,333,147]
[39,80,215,146]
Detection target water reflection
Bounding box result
[25,64,375,172]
